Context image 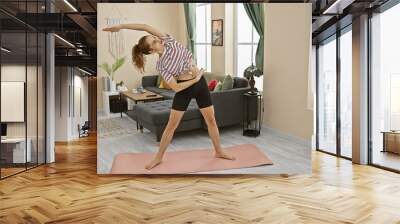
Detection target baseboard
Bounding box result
[262,125,311,149]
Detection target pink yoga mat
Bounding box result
[110,144,273,174]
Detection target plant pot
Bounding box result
[110,80,117,92]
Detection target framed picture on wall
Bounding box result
[212,19,223,46]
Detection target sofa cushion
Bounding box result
[203,72,225,84]
[134,99,202,125]
[213,81,223,92]
[208,79,218,91]
[159,79,172,89]
[159,91,175,99]
[221,75,234,90]
[233,77,249,88]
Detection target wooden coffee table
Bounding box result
[119,90,164,130]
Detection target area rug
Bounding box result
[110,144,273,174]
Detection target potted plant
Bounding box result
[98,57,126,91]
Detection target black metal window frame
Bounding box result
[315,23,352,161]
[316,0,400,174]
[0,0,48,180]
[367,0,400,173]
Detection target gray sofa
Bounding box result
[127,72,250,141]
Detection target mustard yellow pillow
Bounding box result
[159,79,172,89]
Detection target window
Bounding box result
[370,2,400,171]
[339,28,352,158]
[315,25,353,159]
[317,36,337,155]
[235,4,262,90]
[0,1,47,179]
[195,3,211,72]
[390,74,400,130]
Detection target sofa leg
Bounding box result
[139,125,143,133]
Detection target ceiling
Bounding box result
[0,0,394,74]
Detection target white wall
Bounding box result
[211,4,225,74]
[71,74,89,138]
[55,67,89,141]
[1,63,47,163]
[97,3,186,110]
[263,3,313,141]
[55,67,69,141]
[211,3,234,75]
[1,65,36,138]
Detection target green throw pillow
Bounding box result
[221,74,233,90]
[213,81,223,92]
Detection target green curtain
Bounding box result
[184,3,196,63]
[243,3,264,70]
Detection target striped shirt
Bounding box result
[156,34,193,82]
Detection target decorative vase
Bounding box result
[110,79,117,92]
[249,76,257,95]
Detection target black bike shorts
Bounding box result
[172,76,213,111]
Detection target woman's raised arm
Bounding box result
[102,24,167,38]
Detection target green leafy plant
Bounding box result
[98,57,126,81]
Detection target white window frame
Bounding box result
[195,3,211,72]
[234,3,259,77]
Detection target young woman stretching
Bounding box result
[103,24,235,170]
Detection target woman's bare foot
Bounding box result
[215,150,236,160]
[145,157,163,170]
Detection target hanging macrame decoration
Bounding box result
[105,5,126,59]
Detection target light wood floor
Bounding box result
[0,134,400,224]
[1,167,25,177]
[372,151,400,171]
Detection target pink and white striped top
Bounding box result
[156,34,193,82]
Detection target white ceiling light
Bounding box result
[63,0,78,12]
[54,34,75,48]
[1,47,11,53]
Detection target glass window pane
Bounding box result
[252,44,263,91]
[1,30,28,177]
[237,4,252,43]
[371,3,400,171]
[196,6,206,43]
[206,5,211,43]
[27,31,38,168]
[196,45,206,70]
[318,37,337,155]
[237,45,252,77]
[340,30,352,158]
[253,28,260,44]
[206,45,211,72]
[391,75,400,129]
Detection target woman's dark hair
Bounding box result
[132,36,152,72]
